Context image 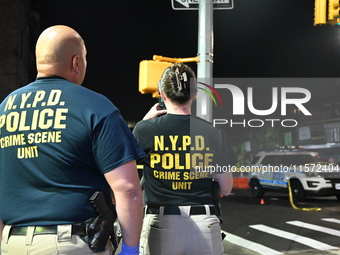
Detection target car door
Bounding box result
[259,155,276,187]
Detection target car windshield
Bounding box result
[282,154,327,165]
[250,156,261,165]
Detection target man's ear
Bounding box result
[72,55,80,74]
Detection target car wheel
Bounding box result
[249,178,264,197]
[289,179,306,202]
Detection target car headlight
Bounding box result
[305,172,319,177]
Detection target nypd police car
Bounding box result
[248,150,340,202]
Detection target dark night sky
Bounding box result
[30,0,340,122]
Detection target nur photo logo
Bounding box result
[197,82,223,106]
[196,78,315,128]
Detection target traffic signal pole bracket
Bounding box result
[153,55,198,63]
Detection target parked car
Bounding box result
[248,150,340,202]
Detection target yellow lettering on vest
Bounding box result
[172,181,192,190]
[17,146,38,159]
[32,91,46,108]
[4,95,17,111]
[154,136,164,151]
[150,153,161,168]
[182,135,191,150]
[195,135,205,150]
[169,135,178,150]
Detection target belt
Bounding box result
[146,205,216,215]
[9,225,86,236]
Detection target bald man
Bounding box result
[0,25,144,255]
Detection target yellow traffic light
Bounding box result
[138,60,172,98]
[139,55,198,97]
[328,0,340,21]
[314,0,327,25]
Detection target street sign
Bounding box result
[171,0,233,10]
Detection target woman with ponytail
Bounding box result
[133,63,237,255]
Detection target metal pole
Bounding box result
[196,0,213,122]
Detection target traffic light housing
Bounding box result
[328,0,340,21]
[314,0,327,25]
[138,60,172,98]
[139,55,198,97]
[314,0,340,25]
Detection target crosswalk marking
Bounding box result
[287,220,340,236]
[249,224,338,251]
[322,218,340,224]
[221,230,283,255]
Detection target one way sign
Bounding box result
[171,0,233,10]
